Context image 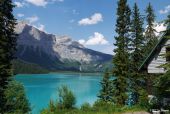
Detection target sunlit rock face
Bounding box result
[15,21,112,71]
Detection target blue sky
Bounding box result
[13,0,170,55]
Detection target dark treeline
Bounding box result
[13,59,49,74]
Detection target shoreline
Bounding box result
[15,71,103,76]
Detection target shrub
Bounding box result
[154,71,170,105]
[138,89,149,109]
[4,81,31,114]
[58,85,76,109]
[49,100,56,112]
[93,100,115,112]
[149,97,160,109]
[80,103,91,111]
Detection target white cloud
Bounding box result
[159,5,170,14]
[24,16,46,32]
[144,22,167,37]
[78,32,108,45]
[78,13,103,26]
[25,0,64,7]
[37,24,45,31]
[78,39,86,44]
[17,13,25,17]
[14,2,25,8]
[25,0,48,7]
[26,16,39,24]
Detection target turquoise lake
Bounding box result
[15,73,102,114]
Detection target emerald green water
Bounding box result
[15,73,102,114]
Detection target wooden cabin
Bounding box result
[139,25,170,74]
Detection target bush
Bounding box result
[49,100,56,112]
[80,103,91,111]
[58,85,76,109]
[41,85,76,114]
[4,81,31,114]
[93,100,115,112]
[149,97,160,109]
[138,89,149,109]
[154,71,170,105]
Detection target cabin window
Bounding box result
[166,47,170,62]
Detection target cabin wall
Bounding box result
[147,40,170,74]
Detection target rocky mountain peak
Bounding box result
[15,21,112,71]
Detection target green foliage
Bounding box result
[142,4,157,99]
[154,71,170,99]
[49,100,56,112]
[80,103,91,111]
[131,3,145,67]
[0,0,17,112]
[144,2,157,60]
[154,17,170,105]
[41,100,146,114]
[98,69,112,102]
[148,97,160,109]
[12,59,49,74]
[138,89,149,109]
[58,85,76,109]
[112,0,131,106]
[93,100,115,112]
[129,3,145,105]
[4,81,31,114]
[41,85,76,113]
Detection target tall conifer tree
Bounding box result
[0,0,17,113]
[145,3,157,56]
[98,69,111,102]
[112,0,131,106]
[144,3,157,96]
[130,3,145,104]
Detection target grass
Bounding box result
[41,103,147,114]
[41,108,146,114]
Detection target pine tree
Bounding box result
[0,0,17,113]
[130,3,145,104]
[145,3,157,56]
[98,69,111,102]
[144,3,158,97]
[125,5,132,51]
[112,0,131,106]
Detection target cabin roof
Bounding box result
[139,24,170,71]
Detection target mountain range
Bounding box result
[14,21,113,73]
